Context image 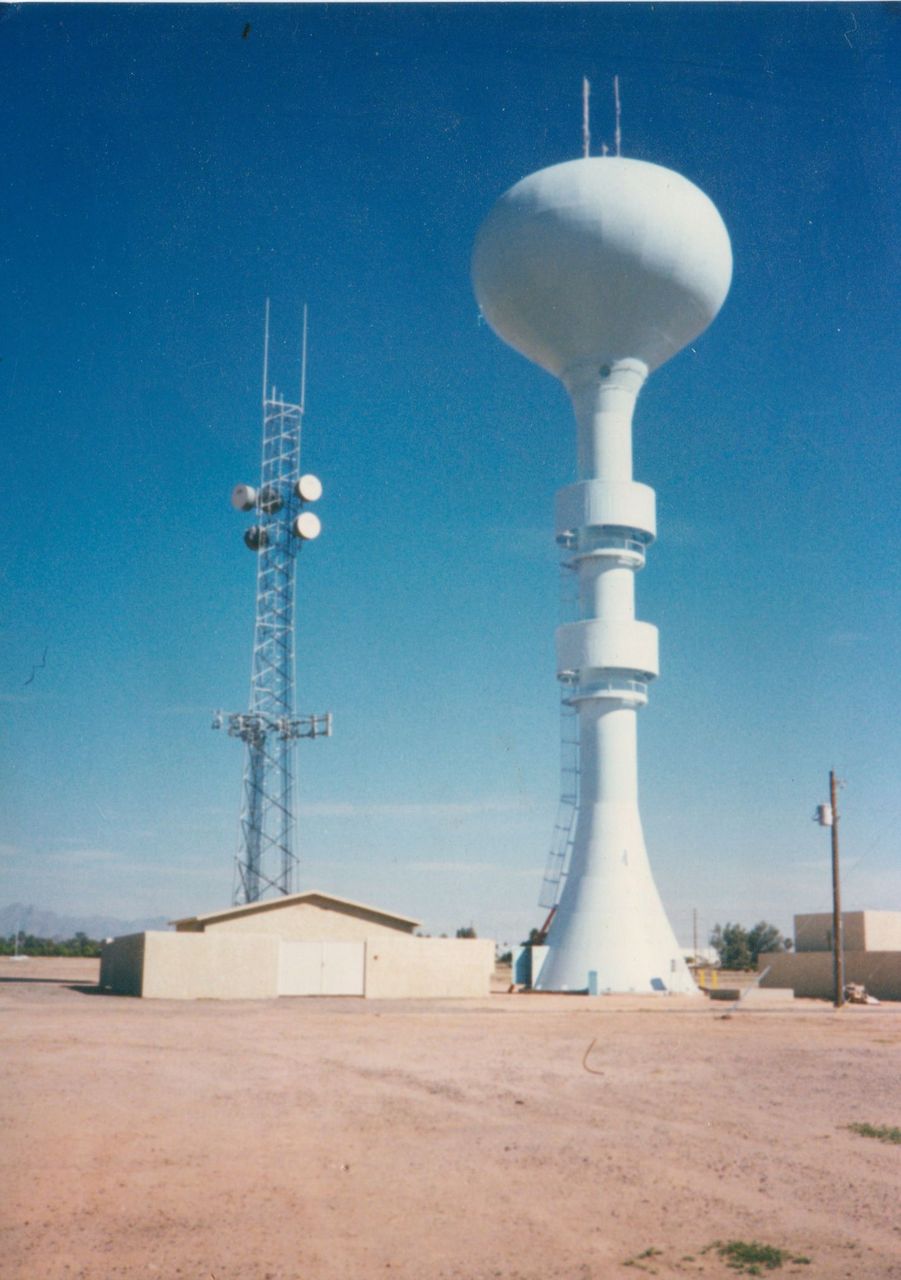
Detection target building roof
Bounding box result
[170,890,421,931]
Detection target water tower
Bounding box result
[472,155,732,992]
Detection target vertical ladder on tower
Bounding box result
[538,694,580,909]
[538,553,581,910]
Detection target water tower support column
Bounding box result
[535,359,695,992]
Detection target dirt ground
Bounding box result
[2,958,899,1280]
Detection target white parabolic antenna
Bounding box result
[292,511,322,541]
[473,156,732,994]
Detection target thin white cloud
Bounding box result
[409,859,545,877]
[483,523,558,561]
[123,857,221,880]
[299,797,537,819]
[159,808,232,834]
[46,829,156,847]
[42,847,122,867]
[410,860,499,874]
[152,704,216,717]
[659,517,707,549]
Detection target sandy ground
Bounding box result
[2,958,899,1280]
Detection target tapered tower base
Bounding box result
[534,699,696,995]
[536,865,697,994]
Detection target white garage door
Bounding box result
[278,941,365,996]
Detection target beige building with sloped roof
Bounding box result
[100,890,494,1001]
[171,890,420,941]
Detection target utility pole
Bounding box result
[829,770,844,1008]
[817,773,844,1007]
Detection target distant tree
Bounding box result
[69,932,101,957]
[747,921,790,966]
[497,950,513,966]
[710,921,790,970]
[23,933,54,957]
[526,926,547,946]
[710,923,752,970]
[0,932,102,958]
[455,926,477,939]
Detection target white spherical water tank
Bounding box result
[472,156,732,378]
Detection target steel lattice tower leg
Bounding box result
[214,303,331,905]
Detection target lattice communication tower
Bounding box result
[213,302,331,904]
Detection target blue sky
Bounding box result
[1,3,898,948]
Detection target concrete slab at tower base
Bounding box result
[734,987,796,1007]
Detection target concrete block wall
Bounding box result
[793,911,901,954]
[794,912,866,953]
[861,912,901,952]
[99,932,146,996]
[100,931,495,1000]
[141,932,279,1000]
[101,931,280,1000]
[364,937,495,999]
[760,951,901,1001]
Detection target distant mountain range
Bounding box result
[0,903,171,940]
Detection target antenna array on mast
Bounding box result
[583,75,622,159]
[582,76,591,159]
[614,74,622,156]
[299,303,309,415]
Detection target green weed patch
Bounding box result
[848,1122,901,1145]
[704,1239,811,1274]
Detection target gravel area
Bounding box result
[2,957,899,1279]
